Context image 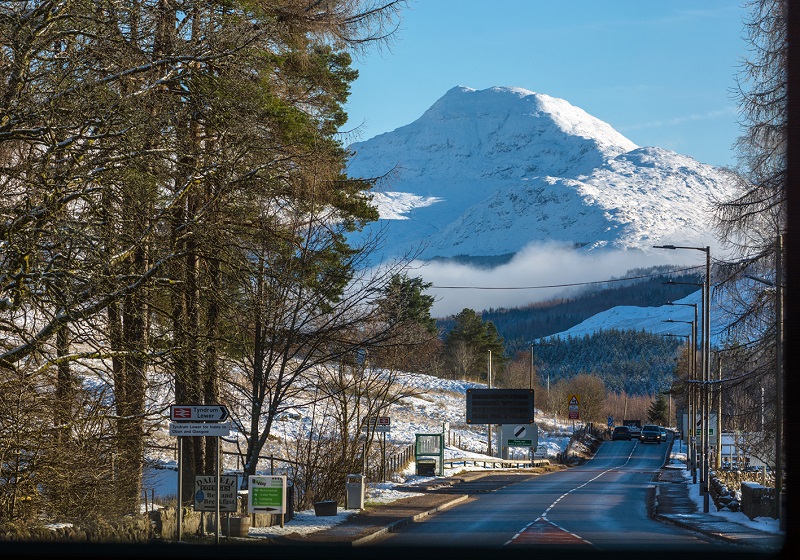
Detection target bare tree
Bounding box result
[1,0,409,517]
[712,0,786,475]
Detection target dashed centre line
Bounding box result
[505,446,639,547]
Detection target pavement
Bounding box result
[653,465,786,553]
[268,462,789,555]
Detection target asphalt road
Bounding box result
[373,437,749,552]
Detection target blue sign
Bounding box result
[607,416,613,427]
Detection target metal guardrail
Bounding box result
[443,457,550,469]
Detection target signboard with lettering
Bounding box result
[169,422,231,437]
[364,416,391,433]
[194,475,237,512]
[248,475,287,514]
[466,389,534,424]
[170,404,229,422]
[500,423,538,448]
[568,394,580,420]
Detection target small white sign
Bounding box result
[364,416,391,433]
[169,421,231,437]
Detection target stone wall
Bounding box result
[2,484,295,543]
[740,481,775,520]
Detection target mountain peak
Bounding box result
[346,86,736,262]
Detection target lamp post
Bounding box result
[531,340,558,411]
[744,233,784,523]
[655,244,711,512]
[667,302,700,477]
[664,315,698,483]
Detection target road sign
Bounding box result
[169,421,231,437]
[248,475,287,514]
[466,389,535,424]
[194,475,237,512]
[364,416,391,432]
[500,424,538,451]
[568,394,580,420]
[170,404,229,422]
[607,416,614,427]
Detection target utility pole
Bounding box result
[487,350,493,457]
[529,344,534,390]
[775,234,783,523]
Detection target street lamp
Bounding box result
[663,320,698,484]
[666,302,700,478]
[655,244,711,513]
[744,234,784,523]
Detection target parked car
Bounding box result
[612,426,632,441]
[640,424,662,444]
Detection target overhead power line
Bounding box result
[430,265,704,290]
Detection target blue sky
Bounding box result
[343,1,747,169]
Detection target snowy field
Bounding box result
[143,371,572,501]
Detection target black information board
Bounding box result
[465,389,534,424]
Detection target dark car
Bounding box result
[612,426,632,441]
[640,424,662,444]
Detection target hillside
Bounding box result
[436,268,703,346]
[433,267,703,396]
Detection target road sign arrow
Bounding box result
[170,404,229,422]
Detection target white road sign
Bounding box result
[169,421,231,437]
[363,416,391,433]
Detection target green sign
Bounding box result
[248,475,286,514]
[507,439,533,447]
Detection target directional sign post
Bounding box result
[169,403,230,543]
[170,404,229,422]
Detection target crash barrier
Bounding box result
[443,457,550,469]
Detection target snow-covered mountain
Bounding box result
[346,86,738,262]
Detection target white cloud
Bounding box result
[417,243,698,317]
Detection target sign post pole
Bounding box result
[177,437,182,542]
[170,403,230,543]
[215,436,220,545]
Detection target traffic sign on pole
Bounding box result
[363,416,391,433]
[170,404,229,422]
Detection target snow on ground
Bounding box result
[142,370,782,539]
[144,371,573,499]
